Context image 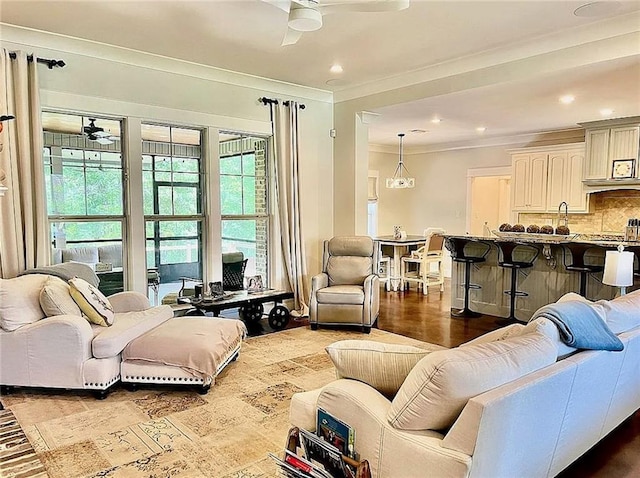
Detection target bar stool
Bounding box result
[495,241,540,323]
[446,237,492,318]
[563,243,605,298]
[626,245,640,278]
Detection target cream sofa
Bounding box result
[0,273,173,398]
[291,291,640,477]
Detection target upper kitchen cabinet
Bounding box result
[547,147,587,212]
[511,152,548,211]
[511,144,587,213]
[580,117,640,180]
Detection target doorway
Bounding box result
[466,167,511,236]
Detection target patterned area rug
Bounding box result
[0,409,47,477]
[0,327,439,478]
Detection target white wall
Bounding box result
[1,26,334,293]
[370,145,512,237]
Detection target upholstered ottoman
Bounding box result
[121,317,246,394]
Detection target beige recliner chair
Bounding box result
[309,236,380,333]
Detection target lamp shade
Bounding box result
[603,250,634,287]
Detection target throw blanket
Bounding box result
[531,301,623,351]
[18,262,100,287]
[122,318,247,382]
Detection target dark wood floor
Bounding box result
[377,280,640,478]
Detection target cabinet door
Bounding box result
[511,154,530,210]
[584,129,609,180]
[609,126,640,177]
[547,152,566,211]
[566,151,587,211]
[528,153,548,211]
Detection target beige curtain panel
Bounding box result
[0,49,48,279]
[272,101,309,314]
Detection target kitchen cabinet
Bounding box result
[581,119,640,180]
[511,152,548,211]
[547,148,587,212]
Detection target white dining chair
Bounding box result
[400,228,446,295]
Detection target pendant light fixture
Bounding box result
[386,133,415,189]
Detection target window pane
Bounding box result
[143,171,154,215]
[242,153,255,176]
[86,169,123,215]
[243,176,256,214]
[60,165,86,215]
[173,157,199,173]
[221,218,267,278]
[173,187,198,215]
[220,176,243,214]
[220,156,241,175]
[158,186,174,215]
[159,220,198,238]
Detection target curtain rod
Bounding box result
[259,96,306,109]
[8,52,66,69]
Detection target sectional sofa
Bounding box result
[290,291,640,477]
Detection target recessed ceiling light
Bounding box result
[600,108,614,116]
[410,129,427,134]
[559,95,575,104]
[431,118,442,124]
[330,64,343,74]
[574,1,621,18]
[476,127,486,133]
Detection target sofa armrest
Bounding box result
[311,273,329,294]
[108,291,150,312]
[317,379,391,469]
[0,315,94,387]
[363,274,380,326]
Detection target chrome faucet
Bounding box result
[558,201,569,227]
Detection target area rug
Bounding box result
[0,409,47,477]
[0,327,441,478]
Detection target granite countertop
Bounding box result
[444,233,637,248]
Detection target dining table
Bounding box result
[374,235,427,291]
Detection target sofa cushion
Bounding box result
[520,317,577,360]
[388,333,557,431]
[69,277,115,327]
[91,305,173,358]
[326,340,437,397]
[0,275,47,331]
[317,285,364,305]
[598,289,640,335]
[327,257,372,286]
[460,323,524,347]
[39,276,82,317]
[61,247,99,266]
[97,244,123,268]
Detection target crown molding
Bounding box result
[370,128,586,155]
[0,23,334,103]
[335,11,640,103]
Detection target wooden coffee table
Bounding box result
[190,289,294,330]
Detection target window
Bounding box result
[219,134,269,281]
[142,124,204,293]
[42,112,126,295]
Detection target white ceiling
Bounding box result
[2,0,640,147]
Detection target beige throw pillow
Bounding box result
[326,340,432,397]
[0,275,48,331]
[388,333,557,431]
[69,277,115,326]
[40,276,82,317]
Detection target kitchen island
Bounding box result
[445,233,639,322]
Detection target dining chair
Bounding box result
[400,228,446,295]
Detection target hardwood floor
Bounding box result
[377,280,640,478]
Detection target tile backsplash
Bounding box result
[520,190,640,234]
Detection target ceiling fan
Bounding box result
[266,0,410,46]
[83,118,114,145]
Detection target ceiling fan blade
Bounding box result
[261,0,292,13]
[282,27,303,46]
[93,130,110,138]
[320,0,409,14]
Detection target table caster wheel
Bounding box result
[268,305,290,330]
[239,302,264,322]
